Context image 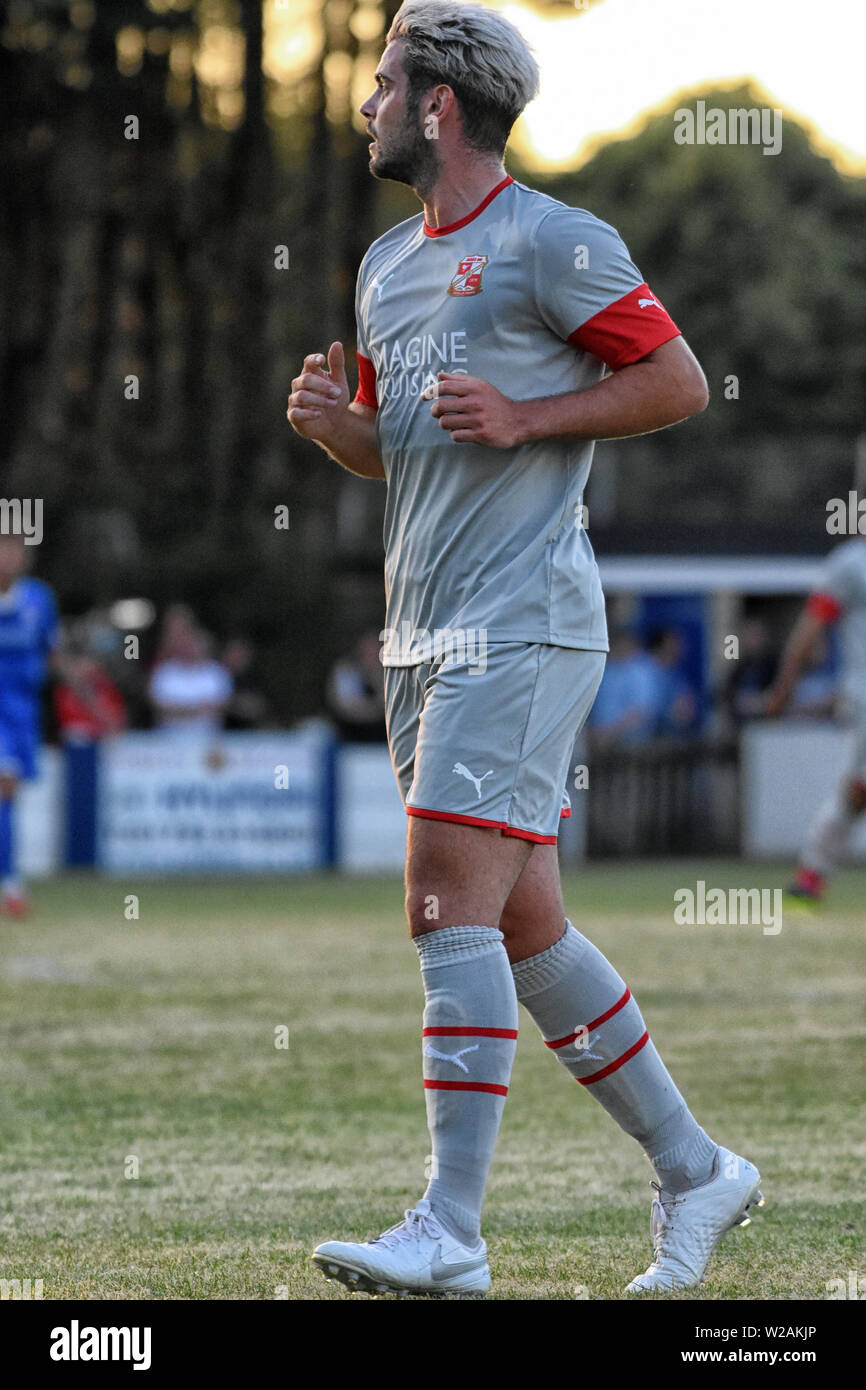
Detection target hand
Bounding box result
[287,342,350,440]
[763,687,787,718]
[423,371,523,447]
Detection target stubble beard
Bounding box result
[369,103,440,197]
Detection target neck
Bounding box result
[419,155,507,231]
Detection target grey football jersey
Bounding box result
[814,539,866,695]
[353,176,681,666]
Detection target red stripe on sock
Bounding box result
[424,1080,509,1096]
[545,987,632,1050]
[423,1026,518,1039]
[577,1030,650,1085]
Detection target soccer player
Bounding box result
[288,0,761,1296]
[765,536,866,902]
[0,532,60,917]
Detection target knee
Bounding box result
[847,780,866,814]
[405,879,444,938]
[498,900,521,941]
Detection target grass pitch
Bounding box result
[0,863,863,1300]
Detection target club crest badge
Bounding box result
[447,254,489,297]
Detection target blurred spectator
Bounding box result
[644,628,699,737]
[326,630,386,742]
[153,603,199,663]
[588,627,657,747]
[54,649,127,741]
[149,614,232,734]
[222,637,271,730]
[719,619,776,725]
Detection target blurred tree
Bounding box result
[527,90,866,553]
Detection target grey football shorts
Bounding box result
[384,642,606,844]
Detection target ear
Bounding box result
[426,83,457,123]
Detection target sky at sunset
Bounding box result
[266,0,865,176]
[501,0,866,175]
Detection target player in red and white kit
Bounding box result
[288,0,762,1297]
[766,536,866,901]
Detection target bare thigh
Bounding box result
[847,777,866,813]
[404,816,533,938]
[405,819,567,966]
[499,843,567,962]
[0,774,19,801]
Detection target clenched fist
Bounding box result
[422,371,524,447]
[287,342,350,441]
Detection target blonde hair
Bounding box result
[386,0,539,155]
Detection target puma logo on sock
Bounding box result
[424,1043,480,1074]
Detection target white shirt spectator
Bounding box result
[149,659,233,733]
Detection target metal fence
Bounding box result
[586,739,740,856]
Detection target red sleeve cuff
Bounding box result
[568,282,681,369]
[354,351,378,410]
[806,592,843,624]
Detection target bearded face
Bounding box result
[367,75,441,195]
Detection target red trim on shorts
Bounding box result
[424,1080,508,1096]
[503,825,558,844]
[424,1026,518,1039]
[578,1030,650,1085]
[806,592,843,624]
[423,175,513,237]
[545,987,632,1050]
[407,805,558,845]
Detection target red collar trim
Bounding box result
[423,174,514,238]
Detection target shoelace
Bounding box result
[372,1205,442,1251]
[649,1182,684,1263]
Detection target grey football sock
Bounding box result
[416,925,518,1243]
[511,921,716,1195]
[801,786,858,879]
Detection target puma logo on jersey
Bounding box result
[452,762,494,799]
[447,254,489,297]
[424,1043,480,1073]
[638,296,661,309]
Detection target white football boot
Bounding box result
[312,1198,490,1296]
[625,1147,763,1294]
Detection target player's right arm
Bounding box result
[287,342,384,480]
[766,547,855,715]
[764,603,831,716]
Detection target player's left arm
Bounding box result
[426,336,707,447]
[427,207,707,447]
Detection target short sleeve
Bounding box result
[808,545,859,621]
[209,664,233,702]
[148,663,175,704]
[353,257,378,411]
[532,207,681,369]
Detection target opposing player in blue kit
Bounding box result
[0,532,60,918]
[288,0,762,1296]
